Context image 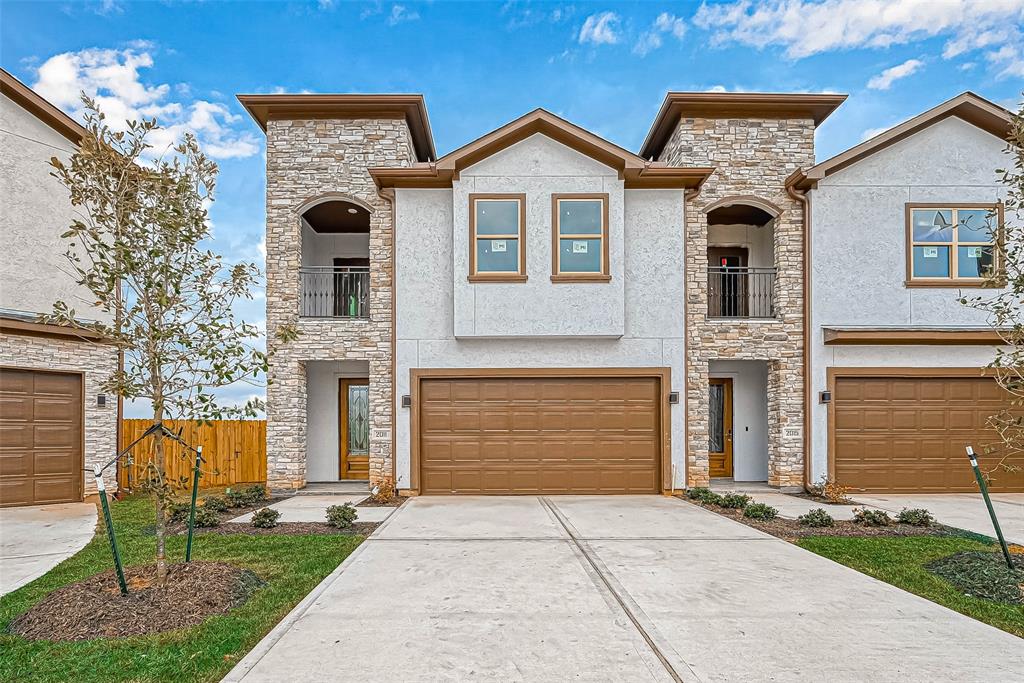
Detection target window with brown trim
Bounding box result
[551,193,610,282]
[905,203,1002,287]
[469,194,527,282]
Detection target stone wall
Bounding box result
[660,117,813,488]
[264,117,415,490]
[0,331,119,495]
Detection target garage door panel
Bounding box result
[833,375,1023,493]
[0,368,83,507]
[418,375,662,495]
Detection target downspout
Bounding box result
[786,179,812,492]
[377,186,399,490]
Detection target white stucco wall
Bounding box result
[452,134,626,338]
[807,115,1011,481]
[0,93,94,318]
[707,222,774,268]
[305,359,370,481]
[300,219,370,267]
[709,360,769,482]
[395,166,687,489]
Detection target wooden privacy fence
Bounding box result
[118,419,267,490]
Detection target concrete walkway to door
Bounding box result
[226,496,1024,682]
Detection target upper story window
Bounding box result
[469,194,527,282]
[906,204,1002,286]
[551,194,610,282]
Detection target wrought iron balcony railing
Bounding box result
[299,266,370,318]
[708,266,776,319]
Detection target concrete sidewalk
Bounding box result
[226,496,1024,682]
[0,502,97,596]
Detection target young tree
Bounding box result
[46,98,268,584]
[963,98,1024,480]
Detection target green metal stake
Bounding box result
[94,466,128,595]
[966,446,1014,569]
[185,446,203,563]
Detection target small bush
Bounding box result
[202,495,228,512]
[164,501,191,524]
[808,477,852,504]
[225,484,268,508]
[245,484,268,503]
[852,507,893,527]
[687,487,713,501]
[250,507,281,529]
[798,508,835,527]
[326,503,359,529]
[743,503,778,520]
[192,506,221,528]
[897,508,935,527]
[719,493,752,510]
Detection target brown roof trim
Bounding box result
[369,108,714,190]
[640,92,847,160]
[788,92,1014,191]
[0,316,112,343]
[823,327,1010,346]
[236,93,436,162]
[0,68,86,146]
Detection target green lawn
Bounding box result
[797,535,1024,638]
[0,495,362,683]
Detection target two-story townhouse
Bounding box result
[789,92,1022,493]
[0,69,119,507]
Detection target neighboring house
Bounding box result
[791,92,1021,493]
[242,88,1020,496]
[0,69,119,507]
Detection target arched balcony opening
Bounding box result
[705,199,778,319]
[299,199,371,318]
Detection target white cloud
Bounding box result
[32,46,259,160]
[634,12,687,56]
[693,0,1024,78]
[866,58,924,90]
[578,11,620,45]
[860,125,892,141]
[388,4,419,25]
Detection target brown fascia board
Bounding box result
[235,93,436,162]
[639,92,848,160]
[822,327,1010,346]
[370,108,714,190]
[0,315,112,343]
[0,68,86,145]
[789,92,1015,191]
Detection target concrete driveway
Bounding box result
[0,502,97,596]
[851,493,1023,544]
[227,496,1024,682]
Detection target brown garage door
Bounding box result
[833,375,1023,493]
[0,368,83,507]
[417,374,663,494]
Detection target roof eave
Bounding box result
[0,68,87,145]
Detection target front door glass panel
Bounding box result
[347,385,369,455]
[709,382,725,453]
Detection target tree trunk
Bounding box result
[153,407,167,585]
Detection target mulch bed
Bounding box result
[356,496,406,508]
[161,497,287,535]
[681,498,951,540]
[201,521,381,536]
[926,551,1024,604]
[8,562,263,642]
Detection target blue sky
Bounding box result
[2,0,1022,415]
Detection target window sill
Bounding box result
[904,279,1001,289]
[467,274,528,283]
[550,274,612,283]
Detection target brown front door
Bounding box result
[833,374,1023,492]
[0,368,84,507]
[708,378,733,477]
[708,247,748,317]
[338,378,369,480]
[417,374,663,494]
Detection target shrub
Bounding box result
[245,484,268,503]
[326,503,359,529]
[897,508,935,527]
[808,477,852,504]
[164,501,191,524]
[687,488,725,506]
[743,503,778,520]
[202,495,228,512]
[192,506,220,528]
[719,493,752,510]
[250,507,281,529]
[798,508,835,527]
[225,484,268,508]
[368,480,396,504]
[852,507,893,527]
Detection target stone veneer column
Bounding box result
[264,117,415,491]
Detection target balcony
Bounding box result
[300,267,370,318]
[708,266,776,319]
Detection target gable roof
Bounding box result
[370,108,714,191]
[0,68,87,145]
[787,91,1015,190]
[640,92,847,161]
[236,93,435,162]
